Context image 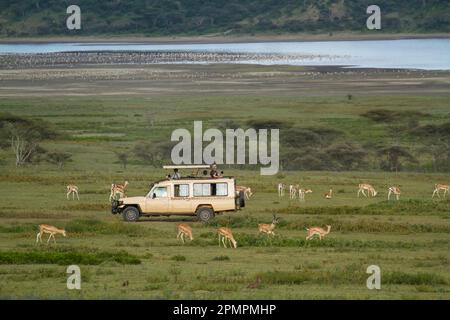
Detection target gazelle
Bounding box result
[432,183,450,198]
[357,183,377,198]
[388,186,401,200]
[36,224,67,244]
[236,185,253,200]
[66,184,79,200]
[298,188,312,201]
[325,188,333,199]
[177,224,193,243]
[258,215,280,236]
[110,181,129,201]
[289,185,299,199]
[306,225,331,241]
[277,183,286,197]
[218,227,237,248]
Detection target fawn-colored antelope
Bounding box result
[298,188,312,201]
[306,225,331,241]
[236,186,253,199]
[258,215,280,236]
[325,188,333,199]
[110,181,129,201]
[66,184,79,200]
[357,183,377,198]
[289,185,299,199]
[432,183,450,198]
[177,224,193,243]
[277,183,285,197]
[388,186,401,200]
[218,227,237,248]
[36,224,67,244]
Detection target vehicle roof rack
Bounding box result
[163,165,211,169]
[163,164,214,177]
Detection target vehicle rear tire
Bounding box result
[122,206,140,222]
[196,207,215,222]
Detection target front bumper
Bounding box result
[111,200,124,214]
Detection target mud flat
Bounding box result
[0,63,449,98]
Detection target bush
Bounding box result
[0,248,141,265]
[361,109,429,123]
[384,272,447,285]
[171,255,186,261]
[212,255,230,261]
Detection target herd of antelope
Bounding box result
[36,180,130,245]
[177,214,332,249]
[277,182,450,201]
[36,181,448,246]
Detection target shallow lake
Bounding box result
[0,39,449,70]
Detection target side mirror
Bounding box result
[152,193,156,199]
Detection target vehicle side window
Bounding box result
[174,184,189,197]
[193,183,228,196]
[215,183,228,196]
[153,187,168,198]
[194,183,211,196]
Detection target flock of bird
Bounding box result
[0,51,338,69]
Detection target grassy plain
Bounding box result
[0,64,449,299]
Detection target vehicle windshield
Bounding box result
[147,185,168,198]
[146,186,156,198]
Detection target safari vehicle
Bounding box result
[111,165,245,222]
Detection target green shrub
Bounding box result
[384,272,447,285]
[171,255,186,261]
[212,255,230,261]
[0,248,141,265]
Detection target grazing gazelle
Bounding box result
[325,188,333,199]
[357,183,377,198]
[388,186,401,200]
[36,224,67,244]
[432,183,450,198]
[306,225,331,241]
[218,227,237,248]
[177,224,193,244]
[277,183,286,197]
[110,181,129,201]
[236,185,253,200]
[66,184,79,200]
[258,215,280,236]
[298,188,312,201]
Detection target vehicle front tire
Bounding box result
[196,207,215,222]
[122,206,140,222]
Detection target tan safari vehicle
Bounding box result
[111,165,245,222]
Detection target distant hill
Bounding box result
[0,0,448,37]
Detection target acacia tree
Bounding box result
[378,145,417,172]
[115,151,129,169]
[7,123,41,166]
[133,141,174,167]
[1,115,58,167]
[46,152,72,169]
[410,122,450,172]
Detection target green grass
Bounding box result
[0,247,141,265]
[0,92,449,299]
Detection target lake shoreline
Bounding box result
[1,32,450,44]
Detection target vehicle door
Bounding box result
[145,186,170,213]
[170,183,193,213]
